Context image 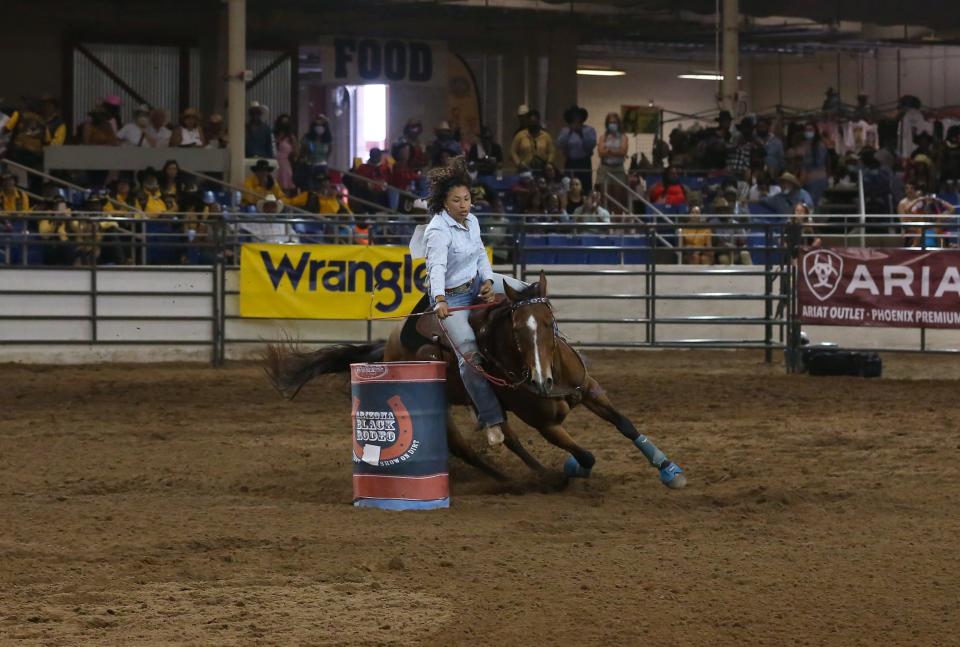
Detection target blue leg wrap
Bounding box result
[563,455,592,478]
[633,434,667,467]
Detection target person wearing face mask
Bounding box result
[272,113,298,192]
[596,112,628,200]
[299,115,332,179]
[509,109,554,171]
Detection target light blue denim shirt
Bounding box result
[424,210,494,298]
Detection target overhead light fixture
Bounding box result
[576,67,626,77]
[678,73,742,81]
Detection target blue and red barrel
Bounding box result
[350,361,449,510]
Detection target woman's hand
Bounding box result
[479,279,496,303]
[434,299,450,319]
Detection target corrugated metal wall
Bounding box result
[247,50,292,120]
[72,44,180,126]
[72,44,291,128]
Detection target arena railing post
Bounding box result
[648,222,657,346]
[763,223,773,363]
[784,232,801,374]
[519,215,528,283]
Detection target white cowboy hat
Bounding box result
[256,193,283,211]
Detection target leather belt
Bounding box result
[445,278,475,295]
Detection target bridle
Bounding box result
[436,292,586,397]
[481,296,560,391]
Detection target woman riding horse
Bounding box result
[423,157,527,447]
[264,157,686,488]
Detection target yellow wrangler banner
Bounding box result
[240,244,430,319]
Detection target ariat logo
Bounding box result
[803,250,844,301]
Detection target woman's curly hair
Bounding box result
[426,156,472,215]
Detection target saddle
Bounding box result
[401,294,499,354]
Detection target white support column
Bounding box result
[721,0,739,113]
[226,0,247,186]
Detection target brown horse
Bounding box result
[264,271,686,488]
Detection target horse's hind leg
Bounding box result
[500,418,547,473]
[536,423,596,478]
[447,411,509,482]
[580,376,686,489]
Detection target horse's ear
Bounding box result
[503,280,521,303]
[537,270,548,297]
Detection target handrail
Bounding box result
[334,167,421,201]
[182,166,402,216]
[2,158,140,213]
[179,168,315,216]
[601,170,670,220]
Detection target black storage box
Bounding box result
[802,348,882,378]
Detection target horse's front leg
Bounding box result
[580,377,686,489]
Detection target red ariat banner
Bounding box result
[798,247,960,329]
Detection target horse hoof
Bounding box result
[563,455,592,478]
[659,462,686,489]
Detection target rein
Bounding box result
[368,300,498,321]
[436,300,528,389]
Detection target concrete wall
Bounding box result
[2,265,957,364]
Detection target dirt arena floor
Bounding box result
[2,350,959,646]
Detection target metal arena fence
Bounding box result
[1,211,957,366]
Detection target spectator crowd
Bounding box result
[2,89,959,266]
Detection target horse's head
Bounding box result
[503,270,557,396]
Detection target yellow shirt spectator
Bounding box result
[243,160,285,205]
[681,227,711,249]
[138,188,167,216]
[1,187,30,213]
[510,114,554,170]
[286,190,352,214]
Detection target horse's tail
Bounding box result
[263,339,386,400]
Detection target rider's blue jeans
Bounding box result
[431,273,527,427]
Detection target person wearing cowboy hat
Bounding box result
[557,105,596,192]
[242,159,283,206]
[760,171,814,215]
[514,104,531,135]
[256,193,284,214]
[170,107,206,147]
[510,109,554,171]
[429,120,462,160]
